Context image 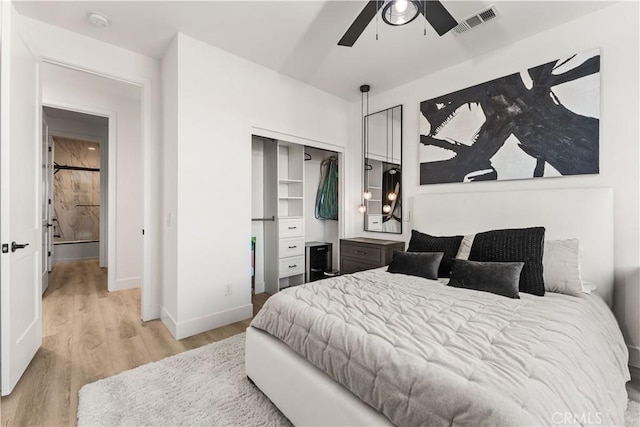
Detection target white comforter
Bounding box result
[250,268,630,426]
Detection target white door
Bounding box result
[1,3,43,395]
[41,112,52,294]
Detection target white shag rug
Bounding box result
[78,332,640,427]
[78,333,291,426]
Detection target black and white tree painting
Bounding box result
[419,49,600,185]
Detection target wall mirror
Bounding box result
[364,105,402,234]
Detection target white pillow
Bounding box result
[456,235,590,296]
[543,239,585,296]
[455,235,474,260]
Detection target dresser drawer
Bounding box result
[341,242,382,264]
[279,218,304,238]
[279,256,304,278]
[367,214,383,231]
[279,237,304,258]
[341,258,381,275]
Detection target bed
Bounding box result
[246,188,630,426]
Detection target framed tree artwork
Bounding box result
[419,49,600,185]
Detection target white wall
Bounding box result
[18,15,162,319]
[304,146,339,270]
[349,3,640,366]
[42,63,143,292]
[161,33,351,339]
[161,37,178,329]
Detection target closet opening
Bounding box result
[251,135,341,295]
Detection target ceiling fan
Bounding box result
[338,0,458,47]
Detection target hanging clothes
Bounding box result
[315,156,338,220]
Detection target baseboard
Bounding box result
[629,344,640,368]
[110,276,141,291]
[174,304,253,340]
[53,255,99,264]
[160,307,178,337]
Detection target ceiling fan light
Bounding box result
[382,0,420,27]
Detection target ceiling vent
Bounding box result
[452,6,498,35]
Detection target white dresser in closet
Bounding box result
[264,141,306,293]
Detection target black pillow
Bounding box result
[448,259,523,299]
[468,227,545,296]
[407,230,463,278]
[387,251,444,280]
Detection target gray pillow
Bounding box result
[387,251,444,280]
[407,230,463,278]
[448,259,524,299]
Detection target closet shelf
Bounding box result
[367,186,382,190]
[279,179,303,184]
[279,215,303,219]
[367,199,382,202]
[279,196,303,200]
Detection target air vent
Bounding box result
[452,5,499,35]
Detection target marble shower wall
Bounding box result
[53,137,100,242]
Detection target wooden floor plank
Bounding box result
[0,259,269,426]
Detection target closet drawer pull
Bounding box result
[288,226,297,230]
[354,250,366,255]
[288,264,297,268]
[288,245,297,249]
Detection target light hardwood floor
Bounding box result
[0,260,269,427]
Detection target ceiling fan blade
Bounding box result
[420,0,458,36]
[338,0,378,47]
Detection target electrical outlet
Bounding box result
[224,284,232,296]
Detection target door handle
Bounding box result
[46,223,53,228]
[11,242,29,252]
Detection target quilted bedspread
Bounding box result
[250,268,630,426]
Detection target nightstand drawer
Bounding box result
[279,237,304,258]
[279,256,304,278]
[341,243,382,263]
[279,218,304,238]
[341,258,381,275]
[340,238,404,275]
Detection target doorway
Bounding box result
[251,132,344,295]
[41,62,144,297]
[43,107,108,283]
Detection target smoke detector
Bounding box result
[87,12,110,28]
[452,6,499,35]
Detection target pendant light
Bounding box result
[359,84,371,214]
[381,0,421,27]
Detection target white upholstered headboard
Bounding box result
[412,188,614,304]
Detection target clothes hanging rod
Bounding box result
[54,162,100,174]
[251,216,275,222]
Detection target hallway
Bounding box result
[1,260,267,426]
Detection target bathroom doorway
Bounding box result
[43,107,108,276]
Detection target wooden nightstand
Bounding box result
[340,237,405,274]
